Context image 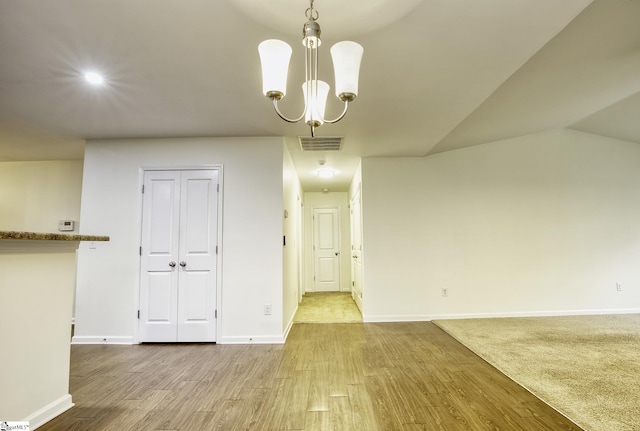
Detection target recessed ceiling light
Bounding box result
[318,169,335,178]
[84,71,105,85]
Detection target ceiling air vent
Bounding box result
[299,136,343,151]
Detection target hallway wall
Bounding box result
[283,145,303,334]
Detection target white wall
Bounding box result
[0,245,76,427]
[0,161,83,425]
[282,145,303,334]
[0,161,83,232]
[303,192,352,293]
[74,137,286,344]
[361,129,640,321]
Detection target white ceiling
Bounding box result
[2,0,638,192]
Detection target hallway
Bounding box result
[293,292,362,323]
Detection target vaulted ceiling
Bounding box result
[1,0,638,191]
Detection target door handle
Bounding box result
[335,252,339,256]
[169,261,176,268]
[179,261,187,267]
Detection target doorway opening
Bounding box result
[300,191,362,323]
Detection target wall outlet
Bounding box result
[264,304,272,315]
[616,282,623,291]
[442,288,448,297]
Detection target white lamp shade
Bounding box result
[331,41,363,97]
[302,80,330,125]
[258,39,292,96]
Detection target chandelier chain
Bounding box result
[305,0,319,21]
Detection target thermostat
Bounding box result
[58,220,75,231]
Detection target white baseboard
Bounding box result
[71,335,134,345]
[363,308,640,323]
[25,394,74,430]
[72,332,294,345]
[283,313,295,342]
[219,334,286,344]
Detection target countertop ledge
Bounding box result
[0,231,110,241]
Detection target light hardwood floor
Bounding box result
[39,322,582,430]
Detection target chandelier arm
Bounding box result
[272,98,306,123]
[320,100,350,124]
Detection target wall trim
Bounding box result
[69,308,640,344]
[363,308,640,323]
[71,335,134,345]
[283,314,296,342]
[24,394,73,430]
[219,334,285,344]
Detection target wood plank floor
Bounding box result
[39,322,582,430]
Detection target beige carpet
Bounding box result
[434,314,640,431]
[293,292,362,323]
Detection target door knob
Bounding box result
[335,252,339,256]
[169,261,176,267]
[179,261,187,267]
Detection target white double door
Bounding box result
[139,169,219,342]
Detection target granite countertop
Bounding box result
[0,230,110,242]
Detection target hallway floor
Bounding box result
[293,292,362,323]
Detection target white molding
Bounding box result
[283,314,295,342]
[71,335,134,345]
[24,394,73,430]
[363,308,640,323]
[137,166,224,344]
[219,334,285,344]
[140,163,224,171]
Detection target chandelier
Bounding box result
[258,0,364,137]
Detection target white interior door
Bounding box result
[176,170,218,342]
[313,208,341,292]
[139,171,180,342]
[139,169,219,342]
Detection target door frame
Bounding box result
[135,165,223,344]
[298,195,305,303]
[349,183,364,312]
